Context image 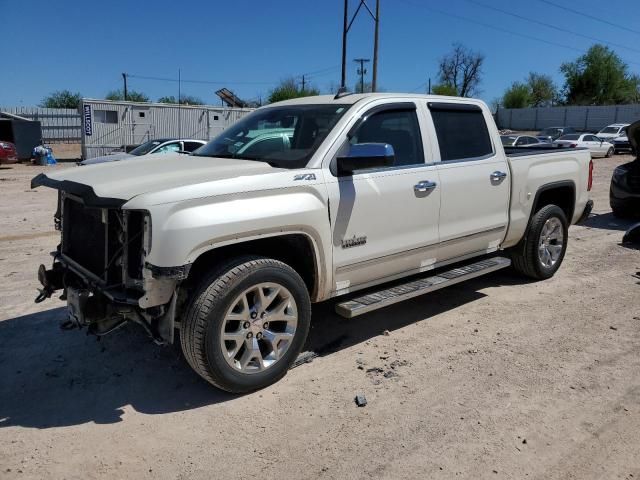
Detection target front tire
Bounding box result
[606,147,614,158]
[180,257,311,393]
[511,205,568,280]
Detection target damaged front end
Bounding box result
[32,174,187,344]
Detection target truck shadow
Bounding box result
[0,307,236,429]
[580,212,637,232]
[0,270,528,429]
[306,269,530,357]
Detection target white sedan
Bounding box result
[553,133,614,158]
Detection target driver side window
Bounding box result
[350,109,424,168]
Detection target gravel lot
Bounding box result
[1,156,639,480]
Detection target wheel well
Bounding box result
[532,183,575,221]
[185,234,318,298]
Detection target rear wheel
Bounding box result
[606,147,614,158]
[180,257,311,393]
[511,205,568,280]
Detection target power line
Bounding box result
[537,0,640,37]
[127,73,276,86]
[466,0,640,55]
[397,0,640,67]
[301,65,341,78]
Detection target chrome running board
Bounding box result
[335,257,511,318]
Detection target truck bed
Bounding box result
[504,146,588,157]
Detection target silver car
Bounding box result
[80,138,206,165]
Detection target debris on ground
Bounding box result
[355,394,367,407]
[610,326,618,331]
[290,351,318,369]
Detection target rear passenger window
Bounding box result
[350,109,424,167]
[429,104,493,161]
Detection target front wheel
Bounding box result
[510,205,568,280]
[180,257,311,393]
[606,147,614,158]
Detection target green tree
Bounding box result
[437,43,485,97]
[105,89,149,102]
[431,84,458,96]
[40,90,82,109]
[502,82,531,109]
[267,78,320,103]
[560,44,638,105]
[527,72,557,107]
[157,95,204,105]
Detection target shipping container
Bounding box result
[80,99,254,159]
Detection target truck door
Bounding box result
[428,102,510,261]
[326,102,441,292]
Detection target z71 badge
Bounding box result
[341,235,367,248]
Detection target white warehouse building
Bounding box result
[80,99,254,159]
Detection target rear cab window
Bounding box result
[428,102,493,161]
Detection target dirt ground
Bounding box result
[1,155,639,480]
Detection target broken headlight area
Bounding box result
[36,192,178,344]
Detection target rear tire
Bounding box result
[511,205,568,280]
[606,147,614,158]
[180,256,311,393]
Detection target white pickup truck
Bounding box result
[33,93,593,392]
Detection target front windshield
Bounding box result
[501,136,517,145]
[194,104,350,168]
[130,140,162,156]
[558,134,580,140]
[599,127,619,134]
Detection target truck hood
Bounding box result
[32,153,282,205]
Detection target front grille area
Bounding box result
[61,196,145,285]
[63,198,107,277]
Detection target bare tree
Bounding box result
[437,43,485,97]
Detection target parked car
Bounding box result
[610,120,640,218]
[537,126,576,143]
[32,93,593,393]
[612,129,636,155]
[596,123,630,142]
[0,141,19,164]
[79,138,206,165]
[500,135,546,147]
[231,128,294,157]
[553,133,614,158]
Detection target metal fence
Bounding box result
[0,107,81,143]
[496,104,640,132]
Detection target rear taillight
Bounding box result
[587,159,593,191]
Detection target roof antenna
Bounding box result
[334,86,351,100]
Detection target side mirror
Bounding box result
[337,143,395,175]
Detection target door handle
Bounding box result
[414,180,437,193]
[490,171,508,181]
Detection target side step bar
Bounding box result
[335,257,511,318]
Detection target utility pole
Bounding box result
[341,0,380,92]
[428,77,431,94]
[178,68,181,139]
[354,58,370,93]
[122,73,128,101]
[301,75,306,92]
[341,0,348,89]
[372,0,380,92]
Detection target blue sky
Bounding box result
[1,0,638,107]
